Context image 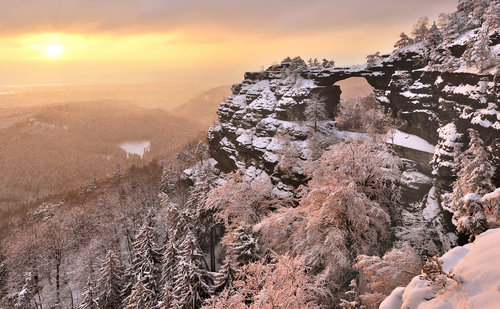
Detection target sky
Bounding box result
[0,0,459,87]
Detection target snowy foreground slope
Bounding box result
[380,228,500,309]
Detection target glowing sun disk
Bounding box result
[45,43,63,58]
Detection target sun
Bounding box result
[45,43,63,58]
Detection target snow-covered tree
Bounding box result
[307,58,320,67]
[366,52,381,68]
[469,0,491,28]
[394,32,414,49]
[171,230,213,309]
[258,138,401,289]
[455,129,494,197]
[304,92,329,131]
[338,279,362,309]
[79,278,99,309]
[96,250,126,309]
[322,58,335,68]
[484,0,500,33]
[431,123,464,180]
[463,29,493,71]
[162,197,190,245]
[123,278,157,309]
[212,256,239,294]
[354,244,422,307]
[159,239,177,308]
[412,17,429,42]
[452,193,488,239]
[205,255,330,308]
[336,94,390,135]
[442,9,468,41]
[204,170,275,230]
[427,22,443,47]
[195,141,209,164]
[447,129,495,240]
[222,225,260,267]
[123,222,163,306]
[113,163,122,183]
[8,272,42,309]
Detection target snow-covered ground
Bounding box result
[119,140,151,158]
[380,228,500,309]
[386,130,435,154]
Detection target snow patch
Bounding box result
[381,228,500,309]
[386,130,435,153]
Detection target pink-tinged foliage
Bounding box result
[257,138,401,285]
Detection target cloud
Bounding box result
[0,0,458,35]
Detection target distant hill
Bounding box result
[174,85,232,126]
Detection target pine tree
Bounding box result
[456,129,495,195]
[96,250,126,309]
[171,230,213,309]
[9,272,41,309]
[304,92,329,131]
[159,239,177,308]
[366,52,381,68]
[411,17,429,42]
[161,240,177,287]
[322,58,335,68]
[394,32,414,49]
[449,129,494,240]
[79,278,99,309]
[123,223,163,306]
[213,256,239,294]
[427,22,443,47]
[225,225,260,267]
[484,0,500,34]
[442,9,468,41]
[469,0,490,28]
[123,278,157,309]
[463,30,493,71]
[195,141,209,164]
[163,198,190,244]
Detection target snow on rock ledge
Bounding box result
[380,228,500,309]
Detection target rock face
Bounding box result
[208,53,499,192]
[206,45,498,253]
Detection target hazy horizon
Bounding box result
[0,0,459,87]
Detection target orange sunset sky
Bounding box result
[0,0,459,87]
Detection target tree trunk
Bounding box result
[210,229,216,272]
[56,263,60,305]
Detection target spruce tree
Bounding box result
[159,239,177,308]
[411,17,429,41]
[123,222,163,306]
[79,278,99,309]
[123,277,157,309]
[304,93,329,132]
[96,250,126,309]
[213,256,238,294]
[366,52,381,68]
[449,129,495,240]
[394,32,414,49]
[227,225,259,267]
[171,230,213,309]
[427,22,443,47]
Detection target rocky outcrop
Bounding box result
[206,46,498,252]
[208,50,499,193]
